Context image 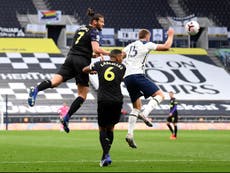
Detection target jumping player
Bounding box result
[27,8,110,133]
[123,28,174,148]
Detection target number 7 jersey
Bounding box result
[123,40,158,77]
[69,25,101,60]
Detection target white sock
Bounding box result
[127,108,140,136]
[130,108,140,117]
[127,116,137,136]
[142,95,163,117]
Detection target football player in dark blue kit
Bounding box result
[27,8,110,133]
[166,91,178,140]
[83,49,126,167]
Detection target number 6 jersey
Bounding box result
[90,61,126,102]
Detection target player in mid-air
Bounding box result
[27,8,110,133]
[83,49,126,167]
[123,28,174,148]
[166,91,178,140]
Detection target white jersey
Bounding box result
[123,40,158,77]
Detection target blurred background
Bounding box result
[0,0,230,130]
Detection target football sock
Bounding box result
[63,114,69,122]
[99,130,111,160]
[174,125,177,137]
[65,97,84,120]
[107,130,114,145]
[167,124,173,134]
[130,108,140,117]
[37,80,52,91]
[127,116,137,136]
[142,95,163,117]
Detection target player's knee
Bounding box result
[158,91,165,101]
[51,75,63,87]
[153,90,165,102]
[152,95,164,104]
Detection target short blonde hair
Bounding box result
[138,29,150,39]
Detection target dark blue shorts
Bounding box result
[124,74,159,103]
[57,54,90,86]
[97,101,122,127]
[167,113,178,123]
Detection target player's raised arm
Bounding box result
[156,28,174,51]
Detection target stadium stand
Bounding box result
[179,0,230,30]
[44,0,176,29]
[0,0,36,28]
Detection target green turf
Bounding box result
[0,130,229,172]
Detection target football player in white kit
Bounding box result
[123,28,174,148]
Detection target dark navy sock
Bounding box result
[63,115,70,122]
[174,125,177,137]
[99,130,111,160]
[37,80,52,91]
[167,124,174,134]
[107,130,114,145]
[67,97,85,119]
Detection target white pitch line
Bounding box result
[0,160,229,164]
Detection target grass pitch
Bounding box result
[0,130,229,172]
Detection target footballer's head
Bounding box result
[87,8,104,31]
[110,49,123,63]
[169,91,174,98]
[139,29,151,41]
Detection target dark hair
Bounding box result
[87,8,104,23]
[110,49,122,58]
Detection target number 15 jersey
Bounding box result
[123,40,158,78]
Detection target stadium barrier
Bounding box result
[4,122,230,131]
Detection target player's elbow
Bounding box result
[156,44,170,51]
[162,43,172,50]
[93,47,101,54]
[82,66,90,73]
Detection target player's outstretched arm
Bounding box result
[82,65,97,74]
[156,28,174,51]
[91,41,110,56]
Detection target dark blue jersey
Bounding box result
[69,25,100,60]
[169,97,178,115]
[91,60,126,102]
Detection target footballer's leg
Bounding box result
[99,127,113,167]
[60,85,86,133]
[28,80,52,107]
[167,117,173,133]
[125,133,137,148]
[126,107,140,148]
[28,74,63,107]
[142,94,164,118]
[60,96,85,133]
[173,120,178,139]
[28,86,38,107]
[138,112,153,127]
[60,116,70,133]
